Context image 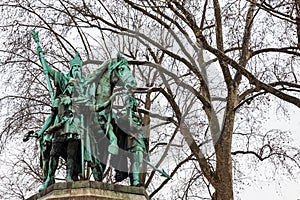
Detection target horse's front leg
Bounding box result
[105,123,119,155]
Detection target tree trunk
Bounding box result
[140,91,151,184]
[213,140,234,200]
[212,99,235,200]
[295,0,300,47]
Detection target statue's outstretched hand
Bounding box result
[23,130,35,142]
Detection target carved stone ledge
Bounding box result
[26,181,149,200]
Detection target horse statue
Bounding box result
[81,54,138,182]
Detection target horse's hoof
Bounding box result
[108,144,119,155]
[38,186,45,192]
[39,182,48,192]
[66,175,72,182]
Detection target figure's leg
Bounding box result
[111,126,129,182]
[39,141,61,191]
[39,152,45,182]
[66,139,80,181]
[129,148,143,186]
[41,142,51,182]
[113,152,129,183]
[112,151,129,182]
[72,142,81,181]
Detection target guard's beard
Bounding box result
[73,71,81,79]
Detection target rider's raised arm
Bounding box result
[33,31,62,101]
[44,61,61,80]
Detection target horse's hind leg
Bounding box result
[91,158,105,181]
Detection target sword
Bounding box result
[23,130,38,142]
[143,159,172,179]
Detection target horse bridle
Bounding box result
[108,58,134,90]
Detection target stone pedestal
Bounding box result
[26,181,148,200]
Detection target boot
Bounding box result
[39,175,54,191]
[129,172,143,187]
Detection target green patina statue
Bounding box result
[112,95,147,186]
[26,31,170,191]
[111,94,171,186]
[37,50,86,191]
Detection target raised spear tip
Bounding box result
[161,169,172,179]
[32,30,40,43]
[143,159,172,179]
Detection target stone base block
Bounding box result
[26,181,148,200]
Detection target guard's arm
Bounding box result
[32,31,57,100]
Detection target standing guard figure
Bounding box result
[113,95,147,186]
[39,52,84,191]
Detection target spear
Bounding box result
[32,31,54,101]
[143,159,172,179]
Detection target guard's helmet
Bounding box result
[68,52,82,77]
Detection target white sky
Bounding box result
[240,107,300,200]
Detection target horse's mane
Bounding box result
[84,59,112,84]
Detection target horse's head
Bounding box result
[109,57,137,91]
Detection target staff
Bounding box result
[32,31,54,101]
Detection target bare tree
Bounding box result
[0,0,300,199]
